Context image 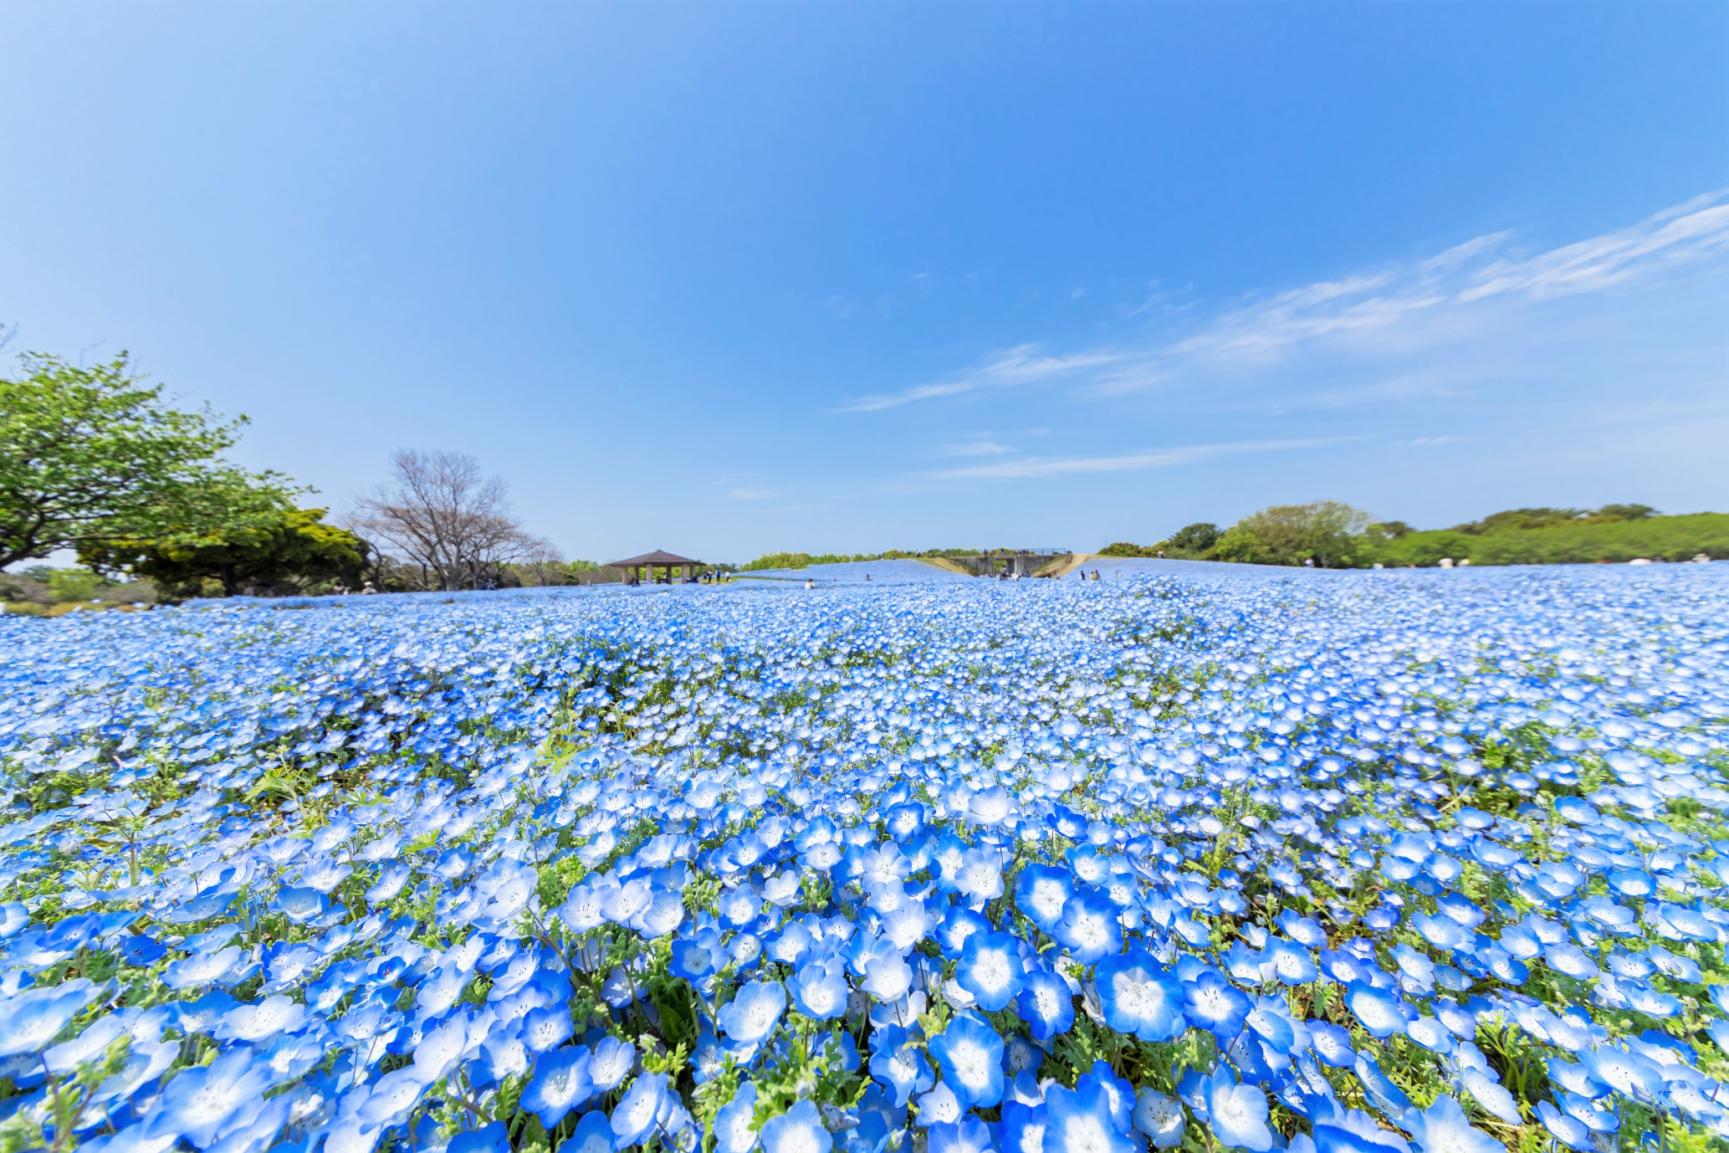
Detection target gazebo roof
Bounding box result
[608,549,703,567]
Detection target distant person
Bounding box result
[804,577,814,590]
[865,573,872,581]
[361,581,376,595]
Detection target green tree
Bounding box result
[81,500,365,597]
[1589,503,1656,522]
[1456,507,1581,534]
[46,567,103,603]
[742,551,815,570]
[1,352,292,569]
[1216,501,1371,567]
[1371,528,1474,567]
[1167,522,1221,555]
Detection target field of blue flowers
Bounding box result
[2,565,1726,1153]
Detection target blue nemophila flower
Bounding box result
[712,1081,760,1153]
[1053,888,1122,963]
[163,945,251,991]
[153,1049,275,1147]
[447,1121,510,1153]
[588,1034,635,1091]
[0,980,98,1057]
[1536,1098,1592,1151]
[559,1111,616,1153]
[1263,938,1318,985]
[1095,949,1185,1042]
[522,1044,594,1128]
[789,959,849,1020]
[42,1012,126,1076]
[915,1079,963,1126]
[1457,1064,1519,1129]
[1132,1088,1185,1149]
[858,939,913,1002]
[1304,1099,1412,1153]
[928,1011,1004,1108]
[1001,1101,1048,1153]
[1044,1076,1136,1153]
[1015,864,1073,933]
[214,994,305,1043]
[758,1100,832,1153]
[521,1004,575,1053]
[1015,967,1075,1044]
[869,1024,932,1108]
[1402,1096,1502,1153]
[610,1071,670,1148]
[1354,1053,1414,1116]
[1577,1044,1664,1102]
[1199,1065,1274,1152]
[1345,982,1409,1039]
[719,979,787,1047]
[928,1116,993,1153]
[1183,968,1251,1039]
[954,931,1024,1012]
[276,885,327,924]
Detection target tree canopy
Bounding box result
[1097,502,1726,568]
[1,352,291,569]
[80,499,365,597]
[1213,501,1371,567]
[1167,522,1221,555]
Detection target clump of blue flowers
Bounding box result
[1,563,1727,1152]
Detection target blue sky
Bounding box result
[4,3,1726,562]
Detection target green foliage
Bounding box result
[1590,502,1655,522]
[1214,501,1372,567]
[80,499,365,598]
[1098,525,1216,559]
[0,351,296,569]
[740,551,818,571]
[1373,512,1729,566]
[1369,528,1476,567]
[1452,503,1655,535]
[1167,522,1221,554]
[46,568,102,602]
[1456,506,1585,534]
[739,547,977,571]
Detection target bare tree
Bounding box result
[352,450,553,590]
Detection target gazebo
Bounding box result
[608,549,706,585]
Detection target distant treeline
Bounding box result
[740,548,976,571]
[1102,503,1729,568]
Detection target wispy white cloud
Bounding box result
[846,191,1729,412]
[935,436,1351,480]
[1232,373,1463,414]
[937,433,1016,458]
[838,344,1121,412]
[725,485,779,501]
